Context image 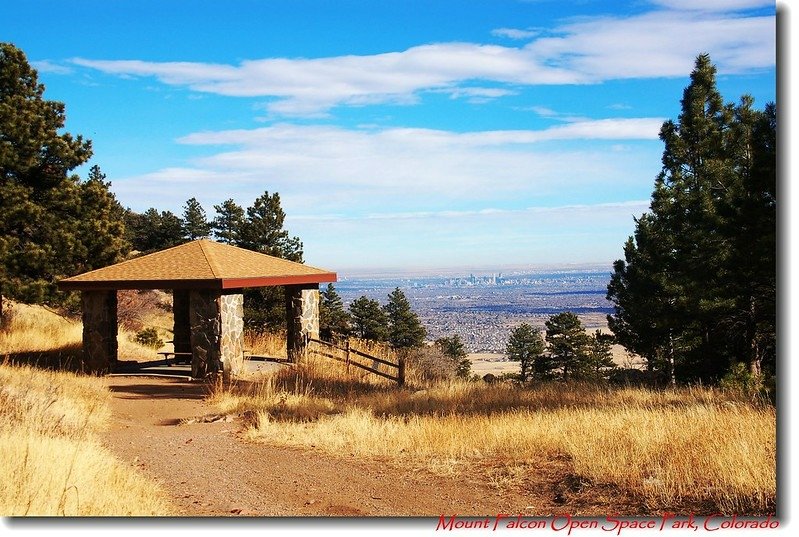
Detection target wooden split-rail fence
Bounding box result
[307,338,405,385]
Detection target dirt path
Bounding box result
[101,375,642,517]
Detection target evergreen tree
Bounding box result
[505,323,546,381]
[157,211,185,249]
[607,54,776,383]
[319,283,351,341]
[212,198,246,245]
[435,335,472,379]
[545,312,592,381]
[241,191,303,262]
[125,208,185,253]
[240,191,304,331]
[75,165,129,273]
[349,296,389,342]
[716,100,776,378]
[0,43,125,303]
[384,287,426,349]
[182,197,211,240]
[585,330,617,380]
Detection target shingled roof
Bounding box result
[58,240,337,291]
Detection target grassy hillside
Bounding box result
[0,302,173,516]
[212,354,776,515]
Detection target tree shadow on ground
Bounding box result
[106,380,211,401]
[1,346,84,372]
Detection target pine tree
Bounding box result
[241,191,303,262]
[75,165,129,273]
[319,283,351,341]
[607,54,776,383]
[435,335,472,379]
[239,191,304,331]
[125,208,185,253]
[585,330,617,379]
[384,288,426,349]
[182,197,211,240]
[349,296,389,342]
[212,199,246,245]
[505,323,546,381]
[545,312,592,381]
[505,323,552,382]
[0,43,126,303]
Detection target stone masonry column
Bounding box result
[219,292,245,377]
[189,289,245,379]
[81,290,118,374]
[172,290,191,356]
[285,285,320,363]
[189,289,221,379]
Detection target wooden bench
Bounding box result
[157,351,192,366]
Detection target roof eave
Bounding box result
[56,273,338,292]
[220,273,338,289]
[57,279,223,291]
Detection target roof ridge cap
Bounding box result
[197,239,222,278]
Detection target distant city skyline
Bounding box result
[4,1,777,269]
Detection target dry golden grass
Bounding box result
[0,303,173,515]
[211,354,776,514]
[0,300,160,368]
[0,362,173,515]
[244,330,287,359]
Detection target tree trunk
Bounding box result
[667,330,676,387]
[746,295,762,379]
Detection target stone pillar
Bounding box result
[189,289,245,380]
[81,290,118,374]
[285,285,320,363]
[219,292,245,377]
[172,290,191,355]
[189,289,221,379]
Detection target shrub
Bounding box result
[134,327,163,349]
[405,345,454,382]
[0,299,14,332]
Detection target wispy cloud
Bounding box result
[32,60,73,75]
[290,200,651,223]
[491,27,539,40]
[113,121,663,219]
[648,0,773,12]
[71,7,774,116]
[436,86,519,103]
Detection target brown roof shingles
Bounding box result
[58,240,337,291]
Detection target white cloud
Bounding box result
[649,0,773,11]
[290,200,650,223]
[491,27,539,40]
[437,86,518,103]
[110,122,665,266]
[114,121,663,219]
[526,11,774,80]
[31,60,73,75]
[72,44,576,116]
[71,8,774,116]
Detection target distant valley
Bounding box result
[334,268,615,353]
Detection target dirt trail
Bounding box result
[100,375,640,517]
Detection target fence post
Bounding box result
[345,339,351,373]
[398,355,405,386]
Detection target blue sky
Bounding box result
[3,0,776,273]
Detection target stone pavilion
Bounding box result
[58,240,336,378]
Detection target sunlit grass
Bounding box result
[0,303,174,515]
[211,353,775,514]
